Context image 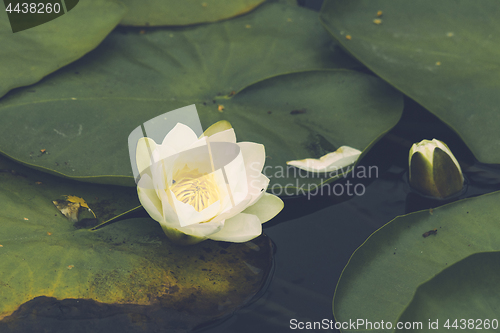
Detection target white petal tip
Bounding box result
[286,146,361,172]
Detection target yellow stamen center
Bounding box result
[170,165,220,212]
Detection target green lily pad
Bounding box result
[211,70,402,192]
[0,0,126,100]
[397,252,500,332]
[119,0,265,26]
[0,3,400,192]
[0,69,402,191]
[333,190,500,333]
[320,0,500,164]
[0,153,273,330]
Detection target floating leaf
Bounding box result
[398,252,500,330]
[53,195,96,222]
[0,3,399,194]
[333,190,500,332]
[320,0,500,163]
[0,154,273,331]
[0,0,126,99]
[119,0,265,26]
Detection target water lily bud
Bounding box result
[409,139,464,199]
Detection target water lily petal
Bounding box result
[207,128,237,143]
[152,143,177,164]
[185,136,212,153]
[247,173,270,206]
[201,120,233,138]
[207,213,262,243]
[157,188,180,227]
[170,219,225,239]
[211,195,252,224]
[161,123,199,153]
[160,226,208,245]
[239,142,266,177]
[136,137,157,175]
[150,158,173,193]
[218,144,248,207]
[137,174,163,223]
[286,146,361,172]
[242,192,284,224]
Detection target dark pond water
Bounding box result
[199,97,500,333]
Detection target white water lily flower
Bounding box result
[136,120,284,245]
[286,146,361,172]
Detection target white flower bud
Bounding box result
[409,139,463,199]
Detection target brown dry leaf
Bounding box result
[53,195,96,222]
